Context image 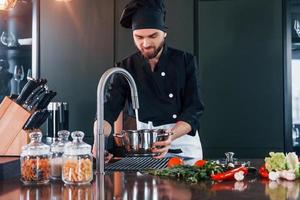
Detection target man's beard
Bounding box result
[138,40,165,59]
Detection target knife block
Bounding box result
[0,97,31,155]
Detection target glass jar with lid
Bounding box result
[50,130,70,180]
[62,131,93,185]
[20,131,51,184]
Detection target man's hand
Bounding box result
[92,120,112,157]
[151,121,192,159]
[152,134,173,159]
[94,120,112,137]
[92,149,113,163]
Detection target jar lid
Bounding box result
[57,130,70,143]
[51,130,71,153]
[21,131,50,156]
[64,131,91,155]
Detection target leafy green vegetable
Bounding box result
[286,152,299,171]
[265,152,286,172]
[285,152,300,179]
[147,161,223,183]
[296,167,300,179]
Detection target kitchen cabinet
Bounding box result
[288,0,300,153]
[0,1,32,101]
[197,0,284,158]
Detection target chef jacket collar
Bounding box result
[138,44,169,73]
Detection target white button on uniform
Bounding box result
[169,93,174,98]
[161,72,166,77]
[172,114,177,119]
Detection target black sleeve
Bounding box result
[103,67,130,127]
[177,54,204,136]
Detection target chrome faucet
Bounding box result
[96,67,139,174]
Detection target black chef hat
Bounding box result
[120,0,167,31]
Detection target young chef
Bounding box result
[93,0,204,159]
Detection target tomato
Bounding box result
[194,160,207,167]
[258,164,269,179]
[167,157,184,168]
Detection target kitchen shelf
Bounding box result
[0,45,31,59]
[292,43,300,50]
[0,44,31,51]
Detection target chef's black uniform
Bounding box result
[102,0,204,158]
[104,45,204,137]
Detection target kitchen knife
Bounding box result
[9,94,18,100]
[35,91,52,110]
[23,110,44,130]
[33,110,50,129]
[25,89,48,111]
[23,85,46,109]
[15,79,40,105]
[38,78,47,85]
[36,91,57,110]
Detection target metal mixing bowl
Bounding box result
[113,129,170,156]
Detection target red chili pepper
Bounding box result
[211,166,248,181]
[258,164,269,178]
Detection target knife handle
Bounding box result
[23,110,42,130]
[27,90,48,111]
[36,91,57,110]
[16,79,39,105]
[38,79,47,85]
[33,110,50,129]
[23,85,46,109]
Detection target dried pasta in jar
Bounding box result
[20,131,51,184]
[62,131,93,185]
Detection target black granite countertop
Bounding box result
[0,159,298,200]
